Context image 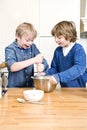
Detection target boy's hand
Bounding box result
[34,54,43,64]
[49,76,58,84]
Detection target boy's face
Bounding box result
[55,35,70,47]
[16,34,34,49]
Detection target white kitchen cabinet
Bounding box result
[39,0,80,36]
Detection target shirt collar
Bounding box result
[63,42,76,56]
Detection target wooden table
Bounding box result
[0,87,87,130]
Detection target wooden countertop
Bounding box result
[0,87,87,130]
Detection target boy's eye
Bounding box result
[25,39,33,42]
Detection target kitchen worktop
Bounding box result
[0,87,87,130]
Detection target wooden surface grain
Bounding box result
[0,87,87,130]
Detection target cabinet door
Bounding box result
[39,37,57,65]
[39,0,80,36]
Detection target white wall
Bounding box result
[0,0,80,66]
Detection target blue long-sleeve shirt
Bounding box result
[46,43,87,87]
[5,40,49,88]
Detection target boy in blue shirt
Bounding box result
[46,21,87,87]
[5,22,49,87]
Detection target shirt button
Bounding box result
[26,76,28,79]
[25,69,27,73]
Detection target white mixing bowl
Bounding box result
[23,89,44,102]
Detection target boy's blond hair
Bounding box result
[15,22,37,40]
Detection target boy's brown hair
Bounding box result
[51,21,77,42]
